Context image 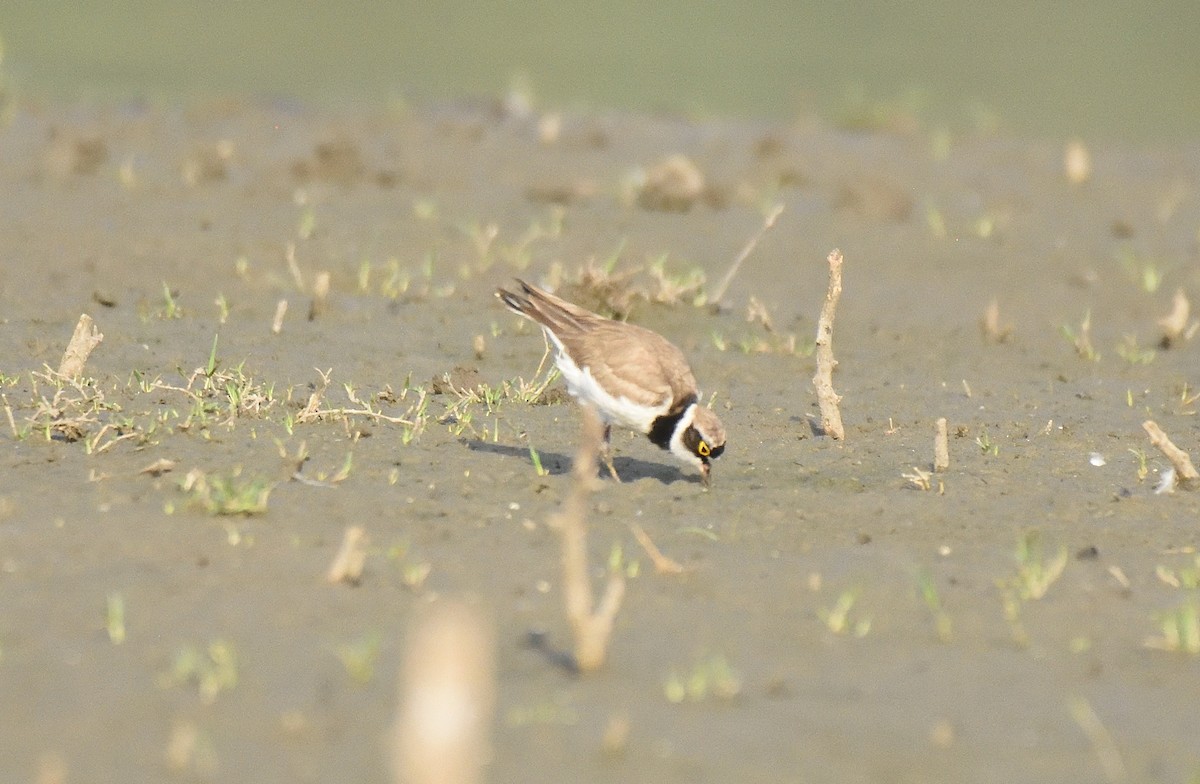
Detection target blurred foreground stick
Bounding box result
[390,600,494,784]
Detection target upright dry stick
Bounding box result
[271,299,288,334]
[934,417,950,472]
[1142,420,1200,489]
[58,313,104,378]
[553,406,626,672]
[813,249,845,440]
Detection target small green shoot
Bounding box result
[1177,382,1200,415]
[529,444,548,476]
[401,561,432,591]
[1062,310,1099,361]
[297,207,316,240]
[412,199,438,221]
[205,334,219,377]
[337,632,381,684]
[1115,334,1156,365]
[1129,448,1149,482]
[159,282,182,320]
[663,653,742,703]
[1117,248,1164,293]
[1145,601,1200,654]
[916,569,952,642]
[106,592,126,645]
[1011,530,1068,600]
[1156,555,1200,589]
[819,588,872,637]
[996,531,1067,648]
[160,639,238,704]
[1000,588,1029,648]
[181,468,272,515]
[925,205,947,238]
[357,258,371,291]
[976,429,999,456]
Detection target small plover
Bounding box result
[497,279,726,485]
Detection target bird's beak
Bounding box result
[700,462,712,488]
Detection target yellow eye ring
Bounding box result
[697,441,711,457]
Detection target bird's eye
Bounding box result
[697,440,711,457]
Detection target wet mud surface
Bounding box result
[1,99,1199,782]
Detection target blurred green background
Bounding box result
[3,1,1197,142]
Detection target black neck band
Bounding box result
[647,394,697,450]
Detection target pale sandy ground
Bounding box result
[1,99,1199,782]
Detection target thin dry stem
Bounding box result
[934,417,950,472]
[1143,420,1200,489]
[745,296,774,332]
[3,394,17,438]
[140,458,176,477]
[710,203,784,304]
[285,242,305,290]
[58,314,104,378]
[1068,697,1127,784]
[552,406,626,672]
[1071,310,1096,360]
[272,299,288,334]
[813,249,845,440]
[630,523,685,575]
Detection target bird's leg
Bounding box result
[600,424,621,482]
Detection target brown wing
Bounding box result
[499,279,699,409]
[561,320,698,410]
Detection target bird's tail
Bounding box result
[495,279,589,334]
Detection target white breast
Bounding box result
[543,328,669,433]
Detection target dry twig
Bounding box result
[934,418,950,472]
[58,314,103,378]
[630,523,685,575]
[813,249,845,440]
[1142,420,1200,489]
[710,204,784,304]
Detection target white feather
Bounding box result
[543,328,671,432]
[667,403,704,471]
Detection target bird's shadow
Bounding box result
[461,439,693,485]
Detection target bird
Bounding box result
[496,279,726,485]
